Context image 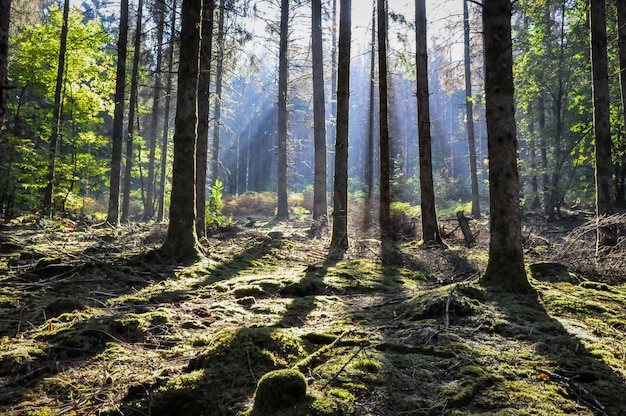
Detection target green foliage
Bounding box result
[205,180,233,231]
[4,5,114,216]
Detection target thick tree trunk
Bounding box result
[121,0,143,223]
[415,0,442,245]
[210,0,226,187]
[481,0,531,292]
[616,0,626,205]
[276,0,289,220]
[42,0,70,216]
[196,0,215,238]
[312,0,327,221]
[378,0,391,237]
[329,0,351,256]
[145,0,165,220]
[107,0,129,226]
[590,0,616,247]
[161,0,202,260]
[463,0,480,219]
[157,0,177,223]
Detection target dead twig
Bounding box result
[536,368,610,416]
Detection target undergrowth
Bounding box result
[0,217,625,415]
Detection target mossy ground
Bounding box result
[0,218,625,415]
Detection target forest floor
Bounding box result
[1,212,626,415]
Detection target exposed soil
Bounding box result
[1,214,626,415]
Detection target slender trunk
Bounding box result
[329,0,351,256]
[0,0,10,132]
[210,0,226,186]
[196,0,215,237]
[481,0,530,292]
[276,0,289,219]
[590,0,616,247]
[157,0,177,223]
[328,0,337,195]
[42,0,70,216]
[161,0,202,260]
[365,0,376,227]
[528,118,541,209]
[378,0,391,237]
[145,0,165,220]
[415,0,442,245]
[464,0,480,218]
[312,0,327,221]
[107,0,129,225]
[121,0,143,222]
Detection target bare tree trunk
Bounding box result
[415,0,442,245]
[365,0,376,228]
[590,0,616,247]
[0,0,10,132]
[121,0,143,222]
[377,0,390,237]
[617,0,626,205]
[481,0,530,292]
[107,0,129,226]
[145,0,165,220]
[329,0,351,257]
[464,0,480,218]
[157,0,177,223]
[42,0,70,217]
[210,0,226,186]
[276,0,289,220]
[161,0,202,260]
[312,0,327,221]
[196,0,215,238]
[328,0,337,197]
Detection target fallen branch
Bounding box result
[536,368,609,416]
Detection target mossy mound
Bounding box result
[252,368,307,413]
[401,284,482,321]
[530,262,579,283]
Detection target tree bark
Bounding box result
[463,0,481,218]
[161,0,202,260]
[365,0,376,228]
[616,0,626,205]
[312,0,327,221]
[276,0,290,220]
[157,0,177,223]
[590,0,616,247]
[378,0,391,237]
[481,0,531,292]
[121,0,143,223]
[329,0,351,257]
[145,0,165,220]
[0,0,10,131]
[210,0,226,187]
[415,0,442,245]
[107,0,129,226]
[196,0,215,237]
[42,0,70,217]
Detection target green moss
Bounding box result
[252,369,308,413]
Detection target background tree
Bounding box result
[329,0,351,256]
[377,0,390,237]
[464,0,480,218]
[311,0,327,222]
[415,0,442,245]
[210,0,227,187]
[481,0,531,292]
[42,0,69,216]
[107,0,129,225]
[121,0,143,222]
[0,0,9,131]
[161,0,202,260]
[276,0,289,220]
[590,0,616,247]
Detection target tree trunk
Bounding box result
[276,0,289,220]
[42,0,70,217]
[617,0,626,205]
[365,0,376,228]
[481,0,531,292]
[196,0,215,238]
[210,0,226,187]
[121,0,143,223]
[378,0,391,237]
[415,0,442,245]
[590,0,616,247]
[312,0,327,221]
[0,0,10,132]
[145,0,165,220]
[329,0,351,256]
[328,0,337,198]
[161,0,202,260]
[463,0,480,219]
[157,0,177,223]
[107,0,129,226]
